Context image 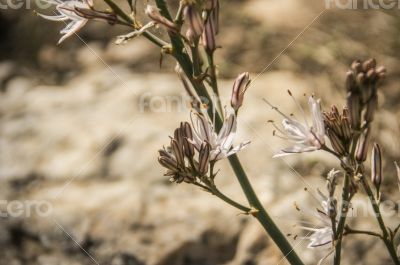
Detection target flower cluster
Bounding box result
[346,58,386,129]
[323,106,352,157]
[158,109,250,184]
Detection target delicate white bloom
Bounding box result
[299,191,336,264]
[265,95,325,157]
[190,109,250,161]
[301,203,334,248]
[38,0,91,44]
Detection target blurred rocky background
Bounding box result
[1,0,400,264]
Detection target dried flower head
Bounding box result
[323,106,352,156]
[265,93,325,157]
[37,0,92,44]
[158,122,212,184]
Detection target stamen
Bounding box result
[262,98,293,120]
[288,90,309,127]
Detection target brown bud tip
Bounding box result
[362,58,377,72]
[351,60,362,72]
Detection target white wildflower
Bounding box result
[190,109,250,161]
[38,0,92,44]
[264,94,325,157]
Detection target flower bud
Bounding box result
[231,72,250,111]
[346,91,361,130]
[364,95,378,123]
[327,129,346,156]
[345,71,357,92]
[371,143,382,193]
[184,5,204,38]
[362,58,376,72]
[351,60,362,73]
[145,5,178,33]
[198,142,210,175]
[201,16,216,53]
[171,139,185,167]
[395,162,400,191]
[355,128,371,162]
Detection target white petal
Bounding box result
[217,113,236,150]
[37,13,69,21]
[58,19,87,44]
[309,97,325,141]
[273,144,318,158]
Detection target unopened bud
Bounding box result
[395,162,400,191]
[355,128,371,162]
[201,16,216,52]
[346,92,361,130]
[327,129,346,156]
[145,5,178,33]
[356,72,365,86]
[181,122,195,158]
[171,139,185,167]
[198,142,210,175]
[364,95,378,123]
[231,72,250,111]
[184,5,204,38]
[345,71,357,92]
[371,143,382,193]
[376,66,387,79]
[362,58,376,72]
[351,60,362,73]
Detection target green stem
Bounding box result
[206,52,224,117]
[334,172,351,265]
[153,1,304,264]
[344,225,383,239]
[210,185,251,213]
[103,0,168,48]
[228,155,304,265]
[361,177,400,265]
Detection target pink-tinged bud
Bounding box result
[345,71,356,92]
[198,142,210,175]
[145,5,178,33]
[395,162,400,191]
[351,60,362,72]
[231,72,250,111]
[327,129,346,156]
[201,16,216,53]
[371,143,382,193]
[184,5,204,38]
[362,58,376,72]
[355,128,371,162]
